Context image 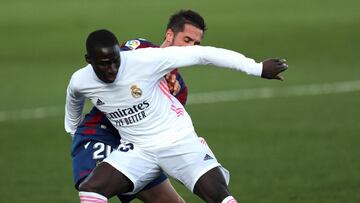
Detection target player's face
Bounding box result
[86,45,121,83]
[170,24,203,46]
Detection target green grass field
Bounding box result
[1,0,359,202]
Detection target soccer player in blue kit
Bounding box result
[70,10,206,203]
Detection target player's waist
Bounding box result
[118,126,194,148]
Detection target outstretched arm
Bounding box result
[125,45,288,82]
[162,45,264,76]
[137,45,287,79]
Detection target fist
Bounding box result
[261,59,288,80]
[165,73,181,95]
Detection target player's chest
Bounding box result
[86,81,152,111]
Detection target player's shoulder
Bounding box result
[69,64,93,88]
[71,64,92,79]
[120,38,158,51]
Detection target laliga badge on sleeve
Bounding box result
[131,85,142,98]
[125,40,141,50]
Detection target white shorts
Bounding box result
[104,133,230,194]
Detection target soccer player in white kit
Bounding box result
[71,10,211,203]
[65,29,288,203]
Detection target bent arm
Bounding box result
[64,80,85,136]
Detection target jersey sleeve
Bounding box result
[64,75,85,136]
[128,45,263,79]
[166,46,262,76]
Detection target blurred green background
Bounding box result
[1,0,359,202]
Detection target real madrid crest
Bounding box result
[131,85,142,98]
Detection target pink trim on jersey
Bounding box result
[159,80,173,102]
[200,138,208,146]
[159,79,169,90]
[171,104,184,116]
[159,79,184,117]
[79,195,107,203]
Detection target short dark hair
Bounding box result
[86,29,119,56]
[166,10,206,33]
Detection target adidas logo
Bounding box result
[203,154,214,161]
[96,99,105,106]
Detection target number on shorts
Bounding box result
[93,142,113,159]
[119,143,134,152]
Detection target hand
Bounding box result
[165,73,181,95]
[261,59,288,80]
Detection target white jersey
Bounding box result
[65,45,262,147]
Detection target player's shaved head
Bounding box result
[167,10,207,33]
[86,29,119,57]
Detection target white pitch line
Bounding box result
[0,106,63,122]
[0,80,359,122]
[187,80,360,105]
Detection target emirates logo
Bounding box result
[131,85,142,98]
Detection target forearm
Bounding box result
[64,88,85,135]
[164,46,263,76]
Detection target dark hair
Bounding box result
[166,10,206,33]
[86,29,119,56]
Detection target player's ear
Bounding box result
[85,54,91,64]
[165,29,174,43]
